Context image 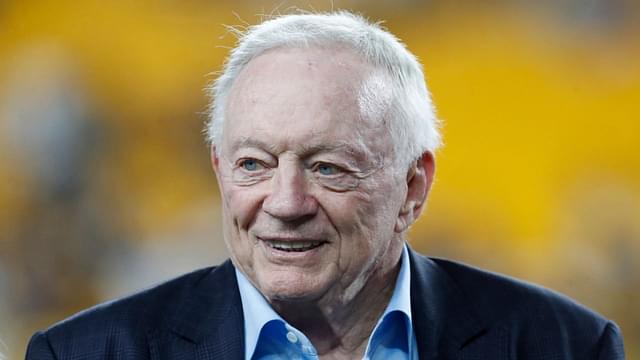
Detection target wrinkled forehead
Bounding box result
[222,46,395,160]
[226,45,392,124]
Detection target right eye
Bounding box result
[239,159,263,171]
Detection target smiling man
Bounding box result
[27,11,624,360]
[211,43,425,359]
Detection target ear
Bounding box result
[395,151,435,233]
[210,145,221,176]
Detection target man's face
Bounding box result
[213,46,409,305]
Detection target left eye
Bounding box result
[315,163,340,176]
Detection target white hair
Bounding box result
[206,11,441,167]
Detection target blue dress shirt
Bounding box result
[236,244,418,360]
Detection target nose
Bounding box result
[263,161,318,221]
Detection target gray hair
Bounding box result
[205,11,441,167]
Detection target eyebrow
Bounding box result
[230,137,367,158]
[300,141,367,158]
[230,137,280,154]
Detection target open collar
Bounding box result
[157,249,488,360]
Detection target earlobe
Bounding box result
[394,152,435,233]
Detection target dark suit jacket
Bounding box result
[26,249,624,359]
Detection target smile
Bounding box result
[261,238,326,252]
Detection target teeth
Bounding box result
[267,240,323,252]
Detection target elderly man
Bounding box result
[27,11,624,360]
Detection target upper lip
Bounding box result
[257,235,326,243]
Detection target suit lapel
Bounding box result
[409,249,486,359]
[149,260,245,360]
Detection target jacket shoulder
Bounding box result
[429,257,604,325]
[28,265,223,359]
[427,256,624,357]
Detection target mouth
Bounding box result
[259,237,327,252]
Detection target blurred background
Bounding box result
[0,0,638,358]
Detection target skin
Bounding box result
[211,46,435,359]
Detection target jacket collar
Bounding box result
[160,250,486,360]
[408,248,487,359]
[158,260,244,359]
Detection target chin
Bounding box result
[260,277,329,303]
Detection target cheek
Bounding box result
[220,186,265,272]
[352,181,401,227]
[322,191,383,239]
[221,183,266,230]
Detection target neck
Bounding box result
[271,244,403,358]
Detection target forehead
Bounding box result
[223,46,392,156]
[232,45,371,94]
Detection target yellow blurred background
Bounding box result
[1,0,638,358]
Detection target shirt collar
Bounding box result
[382,243,413,320]
[363,243,415,358]
[235,243,413,360]
[235,266,284,360]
